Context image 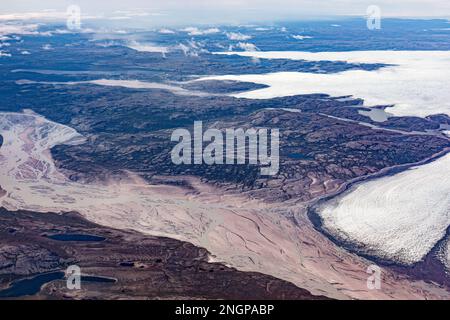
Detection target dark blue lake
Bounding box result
[0,272,64,298]
[0,272,116,298]
[46,234,106,242]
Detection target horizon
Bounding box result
[0,1,449,27]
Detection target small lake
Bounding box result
[0,272,116,298]
[46,234,106,242]
[0,272,64,298]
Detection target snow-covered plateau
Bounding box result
[202,50,450,118]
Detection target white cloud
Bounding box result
[0,23,40,36]
[159,28,175,34]
[108,16,132,20]
[176,40,208,56]
[180,27,220,36]
[0,50,11,57]
[234,42,259,51]
[0,1,450,26]
[126,40,169,56]
[177,43,193,56]
[0,22,92,37]
[51,28,96,34]
[226,32,252,41]
[0,11,66,21]
[113,10,150,17]
[292,35,313,40]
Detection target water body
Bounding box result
[287,153,313,160]
[46,234,106,242]
[358,107,393,122]
[0,272,64,298]
[0,272,117,298]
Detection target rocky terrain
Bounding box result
[39,86,449,202]
[0,208,325,300]
[1,19,450,300]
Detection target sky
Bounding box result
[1,0,450,26]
